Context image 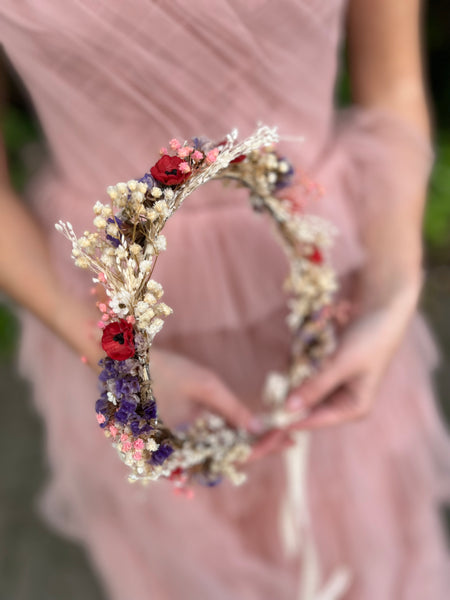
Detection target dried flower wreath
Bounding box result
[56,126,338,490]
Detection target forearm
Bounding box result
[346,0,432,307]
[0,181,101,365]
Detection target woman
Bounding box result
[0,1,449,598]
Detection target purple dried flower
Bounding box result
[275,158,294,190]
[130,418,152,437]
[98,357,118,380]
[115,398,138,424]
[149,443,174,466]
[95,392,113,428]
[141,400,157,421]
[195,472,223,487]
[115,375,140,398]
[106,217,123,248]
[95,393,109,415]
[138,172,156,188]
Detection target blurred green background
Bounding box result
[0,4,449,599]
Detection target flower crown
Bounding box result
[56,126,338,490]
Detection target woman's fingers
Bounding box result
[247,429,295,463]
[286,349,354,413]
[288,375,374,430]
[189,372,258,432]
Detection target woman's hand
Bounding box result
[150,348,297,457]
[149,347,257,431]
[286,274,422,430]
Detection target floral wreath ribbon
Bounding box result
[56,125,339,490]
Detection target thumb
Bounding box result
[287,352,352,412]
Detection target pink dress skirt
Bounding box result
[1,1,449,597]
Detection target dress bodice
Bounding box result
[0,1,346,193]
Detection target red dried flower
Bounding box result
[101,319,135,361]
[309,247,323,264]
[150,155,191,186]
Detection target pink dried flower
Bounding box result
[134,438,145,450]
[133,451,142,461]
[192,150,203,161]
[177,146,192,158]
[206,148,219,164]
[159,147,168,155]
[96,413,106,424]
[122,441,132,452]
[178,161,191,174]
[169,138,181,151]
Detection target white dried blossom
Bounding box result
[93,201,105,214]
[93,216,107,229]
[139,260,153,274]
[207,415,225,430]
[278,160,290,173]
[154,200,171,218]
[106,186,119,200]
[100,252,115,267]
[107,391,117,406]
[164,188,174,201]
[150,186,162,198]
[110,290,133,317]
[115,195,127,208]
[145,209,158,223]
[115,246,128,260]
[116,182,128,194]
[127,179,138,191]
[155,235,167,252]
[146,318,164,340]
[131,190,144,203]
[137,309,156,329]
[129,243,142,256]
[74,256,89,268]
[263,372,290,406]
[143,293,157,305]
[106,223,119,236]
[135,301,150,316]
[154,302,173,317]
[146,280,163,298]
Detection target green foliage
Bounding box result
[0,303,19,359]
[1,104,40,191]
[425,135,450,253]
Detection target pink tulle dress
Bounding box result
[1,2,449,598]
